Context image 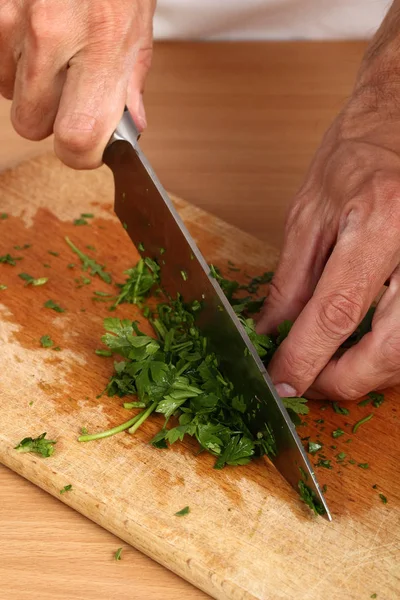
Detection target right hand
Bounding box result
[0,0,156,169]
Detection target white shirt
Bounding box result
[154,0,391,40]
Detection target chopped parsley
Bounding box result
[14,244,31,250]
[48,250,59,257]
[298,480,326,516]
[19,273,48,286]
[369,391,385,408]
[0,284,7,290]
[14,432,56,457]
[81,213,94,219]
[336,452,346,461]
[40,335,54,348]
[44,299,65,313]
[65,237,111,283]
[332,402,350,415]
[0,212,8,219]
[113,258,160,307]
[353,413,373,434]
[114,547,123,561]
[60,484,72,494]
[0,254,21,265]
[332,428,344,438]
[308,441,323,454]
[358,463,369,469]
[175,506,190,517]
[95,349,113,357]
[316,459,332,469]
[379,493,388,504]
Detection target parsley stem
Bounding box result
[128,401,158,435]
[352,413,373,434]
[78,413,145,442]
[133,258,144,305]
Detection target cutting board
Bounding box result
[0,154,399,600]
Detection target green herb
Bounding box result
[81,427,88,435]
[282,397,309,424]
[276,320,293,344]
[123,401,146,409]
[67,263,75,269]
[349,459,356,465]
[29,401,33,406]
[332,402,350,415]
[316,459,332,469]
[65,237,112,283]
[358,463,369,469]
[81,213,94,219]
[379,493,388,504]
[86,245,96,251]
[114,547,123,561]
[14,244,31,250]
[53,346,61,351]
[0,254,21,265]
[298,480,326,516]
[371,594,377,599]
[113,258,160,307]
[336,452,346,461]
[43,264,51,268]
[174,506,190,517]
[353,413,373,434]
[48,250,59,257]
[372,484,378,489]
[0,284,7,290]
[40,335,54,348]
[332,428,344,438]
[95,349,113,357]
[369,391,385,408]
[322,484,327,494]
[75,275,91,288]
[18,273,48,286]
[123,222,128,230]
[181,270,188,281]
[44,299,65,313]
[60,484,72,494]
[308,441,323,454]
[0,213,8,219]
[14,433,56,457]
[73,218,88,226]
[138,242,145,252]
[160,247,166,254]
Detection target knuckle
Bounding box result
[277,344,316,385]
[55,113,100,156]
[0,3,17,33]
[378,331,400,372]
[330,380,363,402]
[11,101,48,140]
[316,292,363,341]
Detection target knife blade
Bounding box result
[103,110,331,521]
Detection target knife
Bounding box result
[103,110,331,521]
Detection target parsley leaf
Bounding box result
[114,547,123,560]
[19,273,48,286]
[60,484,72,494]
[175,506,190,517]
[379,493,388,504]
[15,432,56,457]
[65,237,112,283]
[298,480,326,516]
[0,254,21,265]
[308,441,323,454]
[44,299,65,313]
[40,335,54,348]
[332,402,350,415]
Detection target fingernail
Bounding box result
[136,94,147,131]
[275,383,297,398]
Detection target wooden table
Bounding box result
[0,41,367,600]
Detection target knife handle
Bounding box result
[104,108,140,154]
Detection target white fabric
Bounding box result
[154,0,392,41]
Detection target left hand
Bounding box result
[257,96,400,401]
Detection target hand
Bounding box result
[257,97,400,401]
[0,0,155,168]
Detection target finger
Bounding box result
[256,194,335,334]
[53,47,136,170]
[268,199,400,397]
[126,14,154,131]
[310,269,400,400]
[11,38,67,141]
[0,1,21,99]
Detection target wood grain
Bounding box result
[0,40,368,249]
[0,153,399,600]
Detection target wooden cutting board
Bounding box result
[0,154,399,600]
